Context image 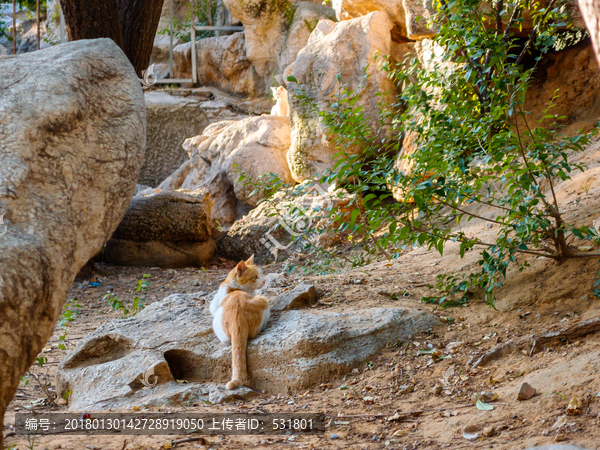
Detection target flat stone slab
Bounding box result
[57,293,440,411]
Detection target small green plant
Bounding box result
[103,274,151,318]
[581,181,592,198]
[27,356,56,407]
[57,298,82,350]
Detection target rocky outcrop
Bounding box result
[142,92,209,187]
[217,199,284,263]
[279,2,338,70]
[104,189,216,268]
[217,0,335,79]
[158,115,294,225]
[287,12,399,181]
[56,292,440,410]
[271,282,317,311]
[332,0,435,40]
[523,41,600,127]
[0,39,145,448]
[221,0,296,76]
[174,32,263,96]
[217,184,357,263]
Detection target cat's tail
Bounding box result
[226,324,248,390]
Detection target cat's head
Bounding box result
[271,86,287,100]
[228,255,265,292]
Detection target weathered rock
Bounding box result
[217,184,356,262]
[403,0,435,39]
[56,293,440,410]
[517,382,536,400]
[279,2,338,71]
[174,33,263,96]
[332,0,434,40]
[287,12,399,181]
[271,282,317,311]
[158,116,293,225]
[104,189,216,268]
[221,0,296,76]
[221,0,336,78]
[111,189,213,242]
[523,41,600,126]
[0,38,145,447]
[216,201,283,263]
[142,92,209,187]
[133,184,152,196]
[152,33,183,65]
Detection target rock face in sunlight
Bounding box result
[173,32,263,96]
[157,115,293,226]
[332,0,436,40]
[219,0,335,79]
[0,38,145,444]
[56,292,440,410]
[104,188,216,268]
[287,12,399,182]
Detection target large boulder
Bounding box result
[278,2,338,71]
[173,32,263,96]
[221,0,296,76]
[220,0,336,78]
[0,39,145,447]
[217,184,357,263]
[287,12,399,181]
[142,92,209,187]
[158,115,294,225]
[56,292,440,410]
[104,188,216,268]
[332,0,435,40]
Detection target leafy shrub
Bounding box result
[273,0,600,307]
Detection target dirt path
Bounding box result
[3,240,600,450]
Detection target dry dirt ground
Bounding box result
[4,249,600,450]
[5,123,600,450]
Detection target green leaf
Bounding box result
[417,349,436,355]
[476,399,494,411]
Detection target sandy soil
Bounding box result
[4,232,600,450]
[5,76,600,450]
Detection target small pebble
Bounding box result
[330,434,339,440]
[554,433,567,442]
[517,382,536,400]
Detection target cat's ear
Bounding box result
[246,254,255,265]
[236,260,247,274]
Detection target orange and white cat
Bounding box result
[210,255,270,390]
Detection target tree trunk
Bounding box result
[58,0,165,76]
[58,0,124,49]
[118,0,165,76]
